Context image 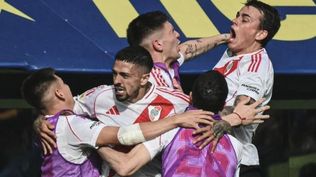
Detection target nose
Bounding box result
[175,30,180,38]
[113,74,121,85]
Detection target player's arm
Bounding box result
[192,98,270,149]
[97,109,214,146]
[98,144,150,176]
[221,96,270,126]
[179,34,230,61]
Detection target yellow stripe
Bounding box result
[93,0,139,37]
[161,0,219,37]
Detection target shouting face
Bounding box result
[228,5,266,55]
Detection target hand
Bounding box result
[34,116,56,155]
[172,78,183,92]
[233,98,270,125]
[192,120,231,151]
[173,110,214,129]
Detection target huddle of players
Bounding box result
[22,1,280,177]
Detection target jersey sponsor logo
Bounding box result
[106,105,120,115]
[148,105,162,121]
[241,84,260,95]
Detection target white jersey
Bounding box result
[73,84,190,177]
[214,48,274,165]
[54,114,105,164]
[149,53,185,88]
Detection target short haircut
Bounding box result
[245,0,281,46]
[21,68,57,110]
[191,70,228,113]
[115,46,153,74]
[127,11,168,46]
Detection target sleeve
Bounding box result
[236,72,264,101]
[236,59,269,101]
[56,115,106,164]
[73,85,109,117]
[142,128,179,159]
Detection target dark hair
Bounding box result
[191,70,228,113]
[115,46,153,74]
[127,11,168,46]
[21,68,57,110]
[245,0,281,46]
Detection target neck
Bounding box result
[44,102,74,116]
[128,83,152,103]
[230,44,262,56]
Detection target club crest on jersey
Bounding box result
[148,106,162,121]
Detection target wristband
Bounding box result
[232,112,246,120]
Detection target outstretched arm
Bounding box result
[98,144,150,176]
[179,34,230,61]
[97,110,214,146]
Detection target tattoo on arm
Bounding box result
[220,106,234,116]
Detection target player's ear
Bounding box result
[152,39,163,52]
[55,89,65,101]
[140,73,150,86]
[255,29,268,41]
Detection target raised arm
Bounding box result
[179,33,230,61]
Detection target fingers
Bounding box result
[193,126,211,135]
[41,141,47,155]
[198,136,215,149]
[255,114,270,120]
[193,130,213,145]
[211,138,220,152]
[40,131,57,149]
[256,105,270,113]
[251,98,265,108]
[41,139,53,155]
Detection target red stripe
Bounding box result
[113,106,119,115]
[157,88,190,103]
[248,56,255,72]
[254,53,262,72]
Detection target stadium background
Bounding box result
[0,0,315,176]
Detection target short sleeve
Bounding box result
[56,115,106,164]
[73,85,110,117]
[236,72,264,101]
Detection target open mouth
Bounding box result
[230,28,236,39]
[114,86,125,94]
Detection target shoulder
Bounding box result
[155,86,190,103]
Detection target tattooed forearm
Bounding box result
[220,106,234,116]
